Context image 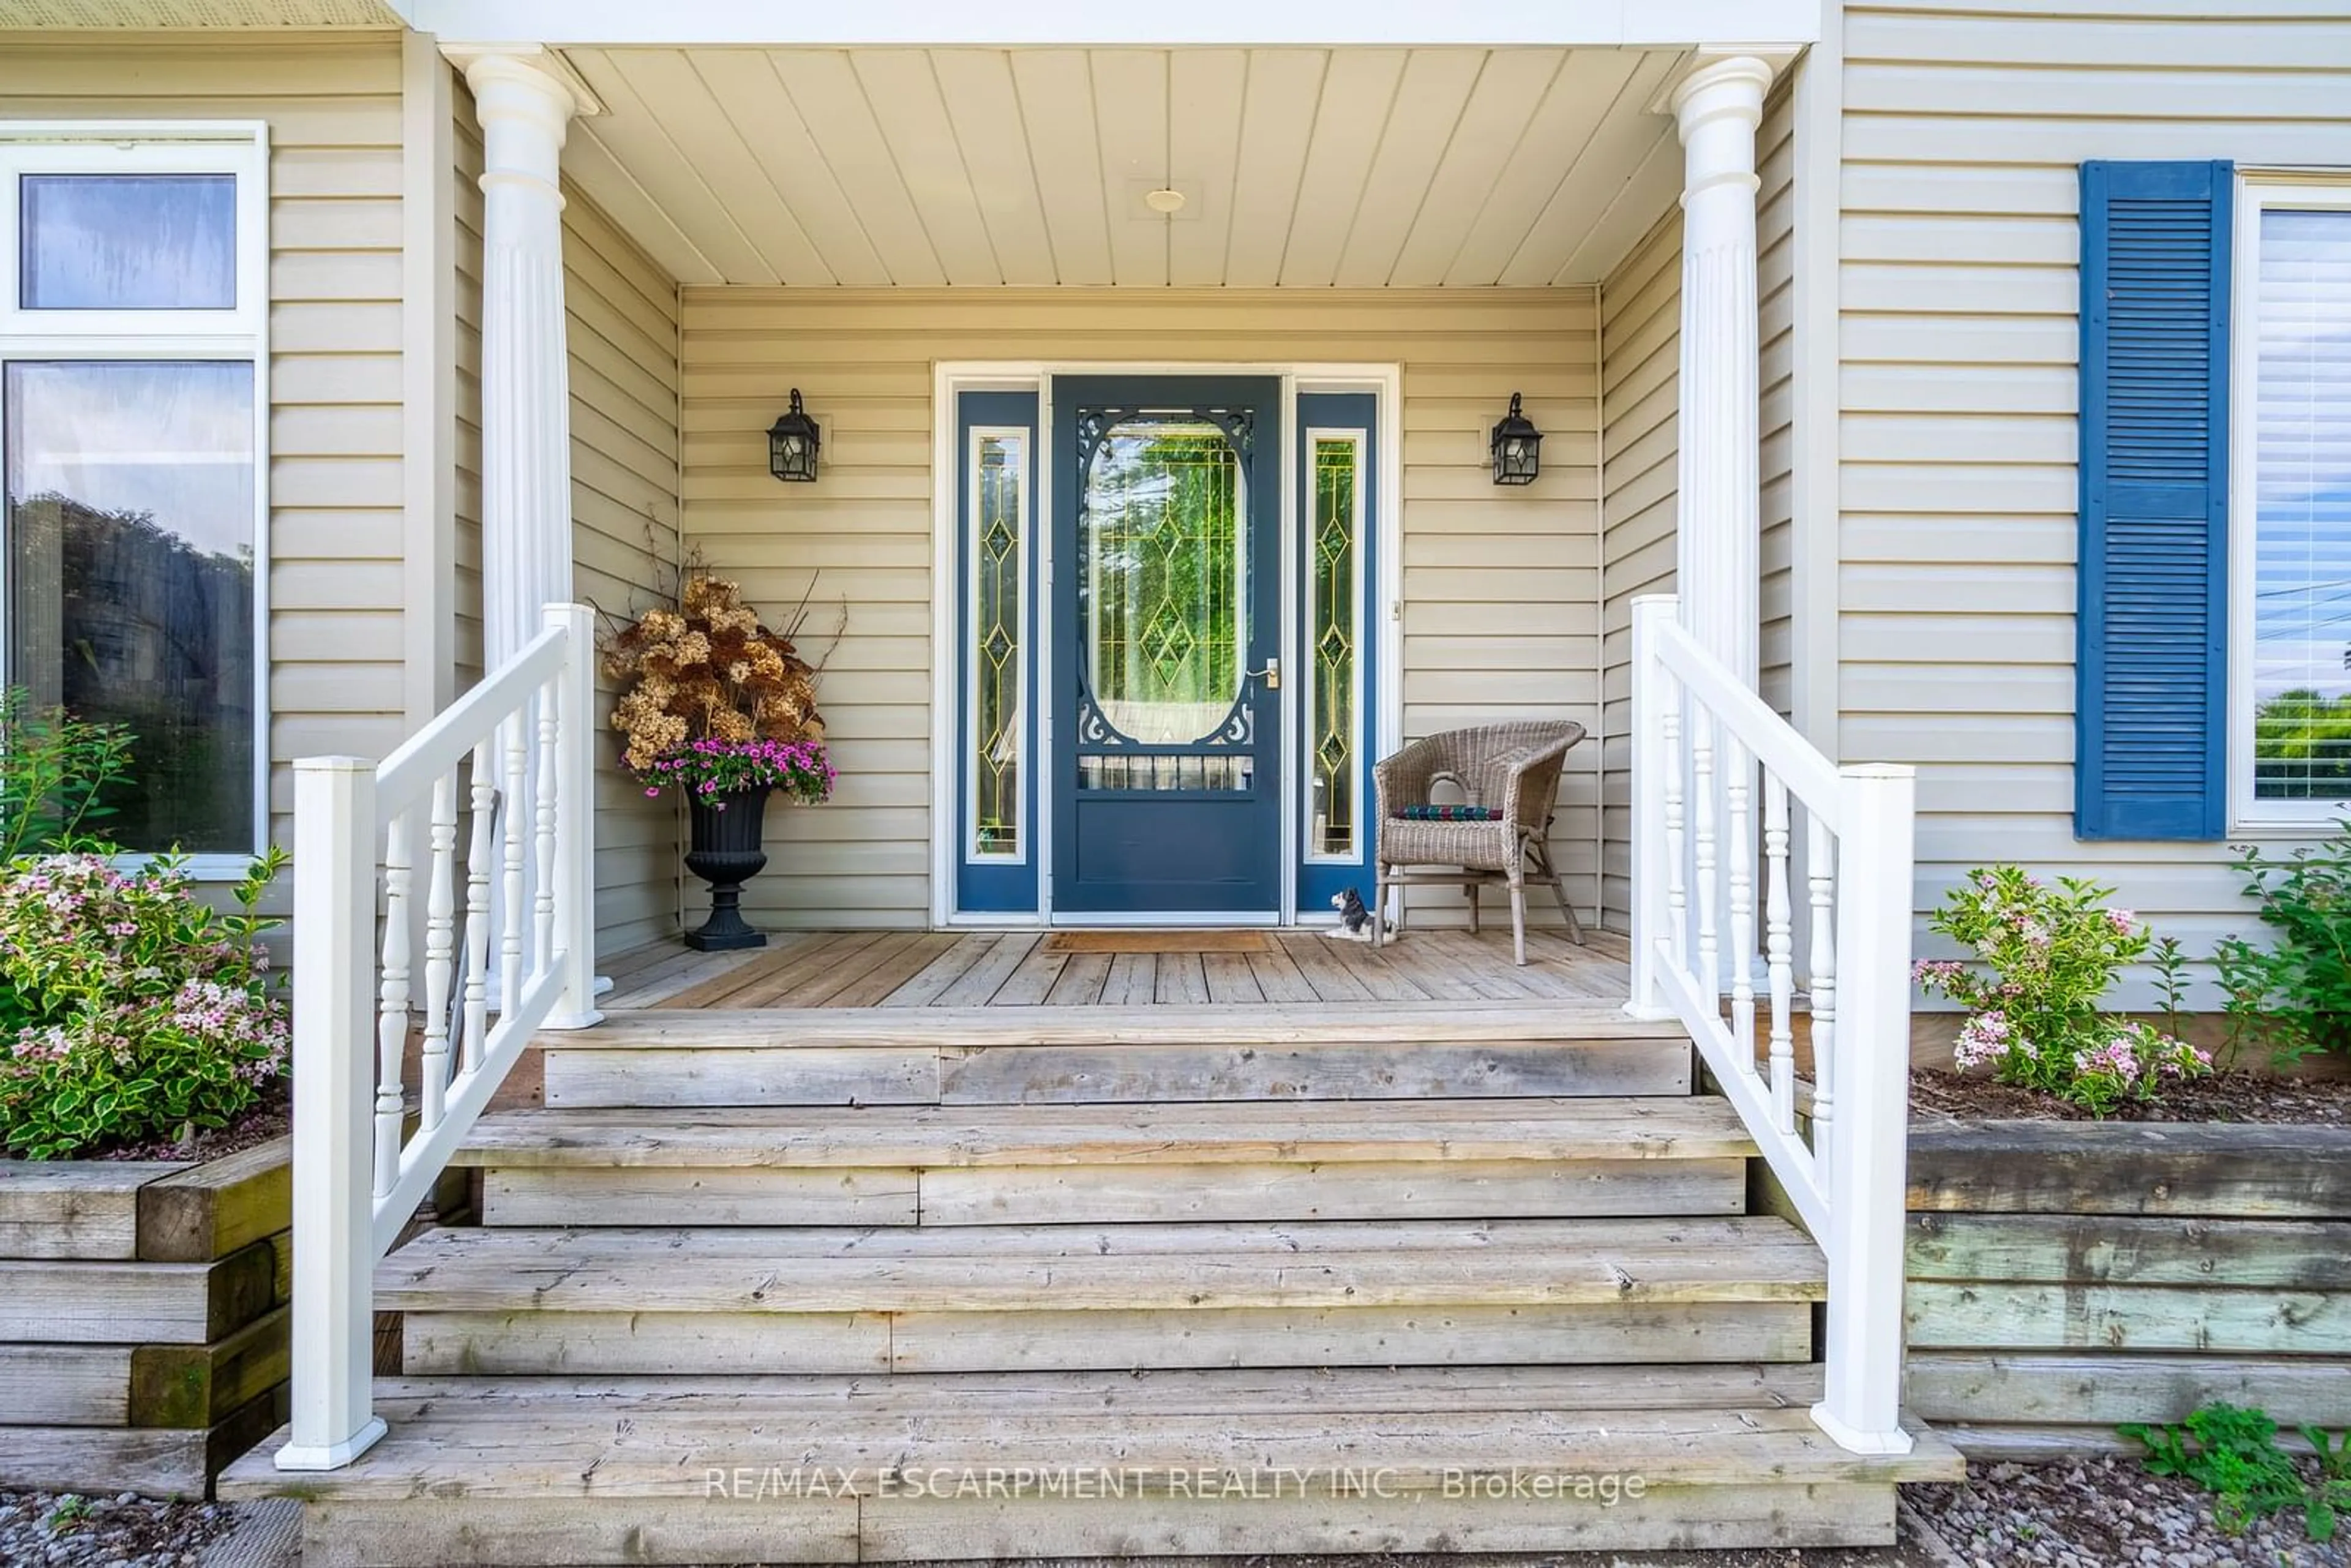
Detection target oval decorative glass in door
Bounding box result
[1076,411,1253,772]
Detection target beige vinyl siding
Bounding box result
[1758,73,1798,722]
[1597,212,1681,931]
[1837,1,2351,993]
[563,187,684,958]
[451,82,483,692]
[679,288,1601,929]
[0,34,409,879]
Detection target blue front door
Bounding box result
[1051,376,1282,915]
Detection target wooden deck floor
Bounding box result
[602,926,1630,1012]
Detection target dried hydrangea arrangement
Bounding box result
[599,574,833,805]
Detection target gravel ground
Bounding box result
[0,1491,243,1567]
[1910,1068,2351,1124]
[1907,1458,2350,1568]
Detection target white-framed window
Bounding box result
[0,126,269,868]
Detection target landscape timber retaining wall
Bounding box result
[1905,1119,2351,1459]
[0,1138,293,1498]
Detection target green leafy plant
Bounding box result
[42,1495,92,1531]
[2216,827,2351,1065]
[2123,1403,2351,1542]
[1913,866,2210,1114]
[0,688,136,858]
[0,847,288,1158]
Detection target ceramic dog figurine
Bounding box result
[1330,887,1385,940]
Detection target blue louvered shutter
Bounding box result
[2075,160,2233,841]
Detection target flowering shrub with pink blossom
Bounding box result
[634,735,834,809]
[0,848,288,1158]
[1914,866,2210,1112]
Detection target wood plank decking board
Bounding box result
[930,933,1041,1006]
[769,933,930,1009]
[1100,951,1158,1005]
[1153,951,1211,1005]
[401,1300,1816,1378]
[989,943,1069,1007]
[825,934,965,1010]
[219,1379,1957,1501]
[375,1217,1824,1313]
[912,1158,1748,1225]
[604,927,1631,1011]
[457,1098,1760,1167]
[1244,943,1318,1002]
[482,1168,922,1228]
[877,934,996,1008]
[1044,952,1112,1006]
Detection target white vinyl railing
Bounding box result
[1627,594,1917,1458]
[275,602,602,1471]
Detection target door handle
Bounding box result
[1248,657,1281,691]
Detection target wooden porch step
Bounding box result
[220,1370,1960,1562]
[381,1216,1824,1376]
[456,1097,1757,1226]
[534,1003,1695,1108]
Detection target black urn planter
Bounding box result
[684,786,771,951]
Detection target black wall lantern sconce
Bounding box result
[768,388,821,482]
[1490,391,1542,486]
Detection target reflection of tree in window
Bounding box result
[1083,421,1244,745]
[9,490,255,851]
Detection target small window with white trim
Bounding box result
[0,128,268,861]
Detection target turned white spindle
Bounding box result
[1806,807,1838,1161]
[462,742,495,1075]
[1764,775,1796,1132]
[372,812,412,1201]
[533,675,560,975]
[419,775,457,1131]
[1692,708,1720,1003]
[1727,737,1755,1063]
[1662,674,1689,973]
[500,713,527,1018]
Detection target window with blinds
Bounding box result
[2248,201,2351,806]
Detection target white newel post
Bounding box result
[1813,763,1918,1457]
[549,601,603,1030]
[276,759,386,1470]
[1669,55,1771,684]
[1626,595,1677,1019]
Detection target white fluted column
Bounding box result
[1670,55,1772,687]
[452,47,591,667]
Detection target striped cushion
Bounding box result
[1395,804,1503,822]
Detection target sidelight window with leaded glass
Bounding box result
[967,427,1027,859]
[1306,432,1363,860]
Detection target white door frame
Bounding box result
[928,359,1403,929]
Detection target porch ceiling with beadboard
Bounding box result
[553,46,1692,289]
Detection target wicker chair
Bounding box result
[1372,721,1586,966]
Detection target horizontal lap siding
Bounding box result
[0,36,409,883]
[563,192,684,958]
[1839,2,2351,996]
[1599,215,1681,931]
[1758,77,1797,725]
[678,288,1599,929]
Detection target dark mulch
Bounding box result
[1912,1067,2351,1125]
[89,1082,290,1163]
[1907,1455,2349,1567]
